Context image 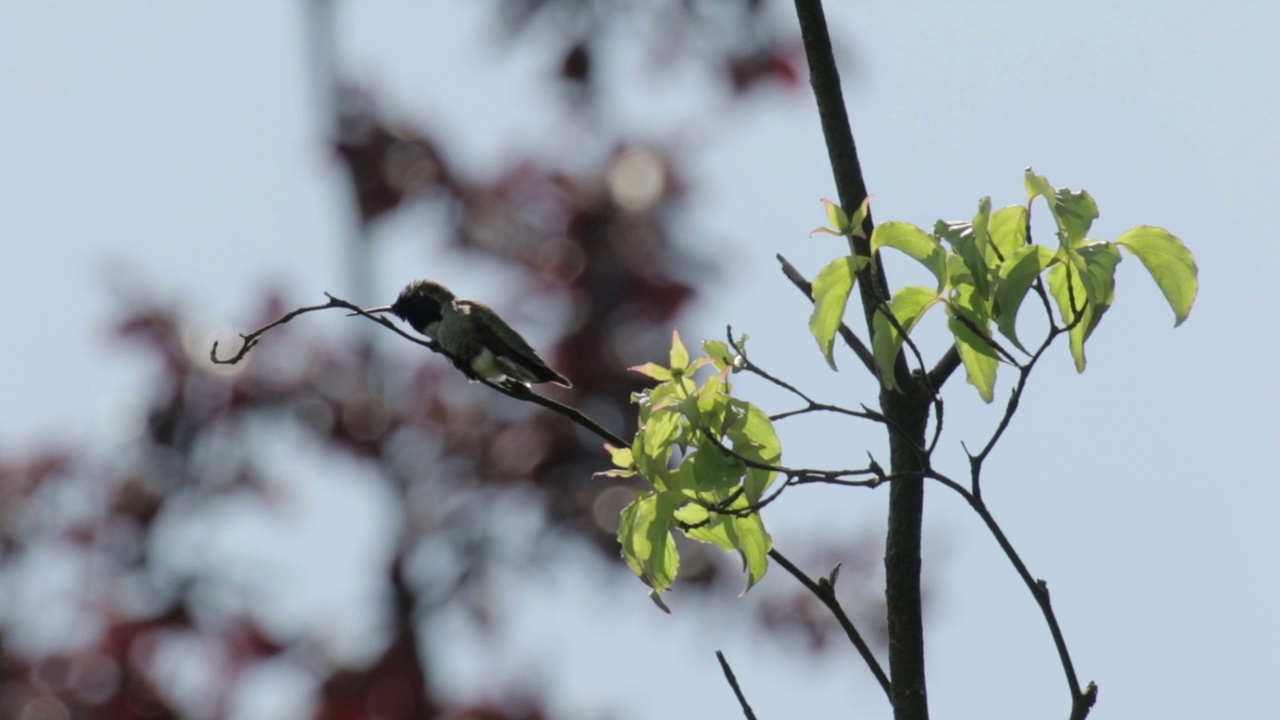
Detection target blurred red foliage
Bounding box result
[0,2,886,718]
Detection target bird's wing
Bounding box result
[455,301,569,386]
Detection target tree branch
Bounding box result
[791,0,885,313]
[727,324,883,424]
[768,549,892,700]
[925,347,962,391]
[715,651,759,720]
[965,292,1088,498]
[210,294,630,449]
[923,470,1096,720]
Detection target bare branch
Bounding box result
[768,549,892,700]
[966,292,1087,497]
[715,651,759,720]
[923,469,1096,720]
[210,294,630,449]
[726,326,884,425]
[703,428,885,491]
[926,347,962,390]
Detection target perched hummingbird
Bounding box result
[364,280,572,388]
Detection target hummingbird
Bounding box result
[363,280,572,388]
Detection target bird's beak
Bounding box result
[349,305,394,317]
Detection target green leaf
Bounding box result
[1053,188,1099,247]
[871,221,947,288]
[682,432,743,494]
[1047,243,1120,372]
[642,409,682,456]
[994,245,1057,352]
[847,195,873,239]
[729,509,772,593]
[872,286,940,391]
[702,340,734,371]
[631,362,671,381]
[1075,242,1122,337]
[1024,168,1056,203]
[605,444,634,469]
[618,491,683,592]
[1114,226,1199,326]
[678,502,773,594]
[724,402,781,502]
[823,198,850,235]
[669,330,690,372]
[809,256,870,370]
[696,370,731,434]
[935,217,990,299]
[944,253,974,288]
[1023,170,1098,247]
[972,196,993,261]
[631,431,670,491]
[947,283,999,402]
[648,381,681,412]
[989,205,1028,261]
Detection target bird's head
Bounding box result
[366,279,456,335]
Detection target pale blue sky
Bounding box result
[2,2,1277,719]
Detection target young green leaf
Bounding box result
[696,370,731,434]
[1047,243,1120,372]
[1024,168,1056,204]
[1075,242,1122,338]
[824,198,850,235]
[809,256,870,370]
[989,205,1029,261]
[642,408,683,457]
[724,401,781,502]
[682,432,744,495]
[631,362,672,382]
[1053,188,1099,247]
[936,216,990,299]
[702,340,735,371]
[994,245,1057,352]
[669,329,690,372]
[1115,226,1199,326]
[870,221,947,288]
[947,284,999,402]
[728,509,772,593]
[630,431,670,492]
[605,444,635,469]
[872,285,941,391]
[1023,170,1098,247]
[618,491,683,592]
[678,502,773,594]
[846,195,873,239]
[972,196,994,264]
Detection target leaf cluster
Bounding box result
[606,332,780,601]
[808,169,1198,401]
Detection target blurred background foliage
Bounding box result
[0,2,888,718]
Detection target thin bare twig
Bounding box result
[923,469,1096,719]
[768,549,892,699]
[210,294,437,364]
[726,326,884,425]
[966,273,1090,497]
[715,651,759,720]
[210,294,630,449]
[703,428,885,490]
